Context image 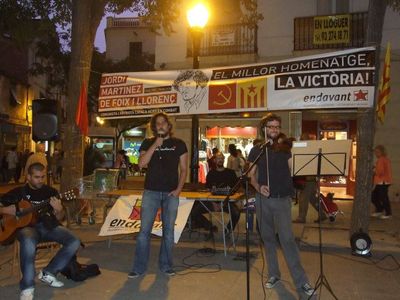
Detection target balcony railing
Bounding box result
[187,23,258,57]
[294,12,367,51]
[106,17,143,28]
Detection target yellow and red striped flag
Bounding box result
[376,42,391,124]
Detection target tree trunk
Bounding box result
[61,0,105,192]
[350,0,387,236]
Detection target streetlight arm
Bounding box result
[191,29,203,69]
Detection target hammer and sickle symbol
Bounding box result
[214,85,232,106]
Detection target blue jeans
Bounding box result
[17,223,81,290]
[132,190,179,274]
[255,194,309,288]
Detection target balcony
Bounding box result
[187,23,258,57]
[106,17,144,28]
[294,12,367,51]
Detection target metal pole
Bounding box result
[190,29,201,183]
[190,115,199,183]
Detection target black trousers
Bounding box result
[371,184,392,215]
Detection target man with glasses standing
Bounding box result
[247,113,315,297]
[128,112,188,278]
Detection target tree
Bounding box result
[62,0,263,191]
[0,0,263,191]
[0,0,182,190]
[0,1,70,91]
[62,0,183,191]
[350,0,400,236]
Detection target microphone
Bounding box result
[260,126,272,149]
[259,138,273,149]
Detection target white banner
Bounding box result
[98,47,375,119]
[99,195,194,243]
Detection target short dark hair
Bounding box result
[149,112,173,136]
[27,162,46,175]
[228,144,237,156]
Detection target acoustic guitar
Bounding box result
[0,190,76,244]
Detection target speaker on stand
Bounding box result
[32,98,59,142]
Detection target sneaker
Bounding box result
[38,270,64,287]
[301,283,315,296]
[20,288,34,300]
[265,276,280,288]
[371,212,383,217]
[163,269,176,276]
[127,271,141,279]
[379,214,392,219]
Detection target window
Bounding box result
[317,0,349,15]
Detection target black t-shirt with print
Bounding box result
[140,137,187,192]
[1,184,61,229]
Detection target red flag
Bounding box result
[75,81,89,136]
[376,43,391,124]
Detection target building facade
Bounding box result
[0,31,67,182]
[104,0,400,198]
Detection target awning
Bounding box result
[206,126,257,138]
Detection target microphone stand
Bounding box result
[223,142,269,300]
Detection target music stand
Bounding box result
[292,141,350,300]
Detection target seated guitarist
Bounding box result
[0,162,80,300]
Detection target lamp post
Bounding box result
[187,3,209,183]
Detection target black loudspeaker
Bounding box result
[32,98,59,142]
[350,230,372,257]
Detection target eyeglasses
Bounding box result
[266,125,281,130]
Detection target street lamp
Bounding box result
[187,3,209,183]
[187,3,209,69]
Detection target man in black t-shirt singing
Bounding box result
[0,163,80,300]
[129,112,188,278]
[191,152,240,234]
